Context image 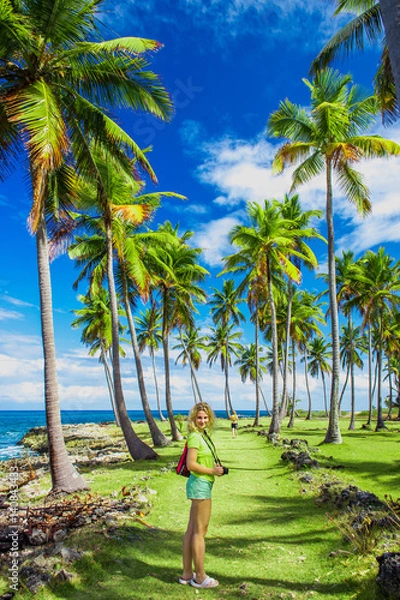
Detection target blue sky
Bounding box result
[0,0,399,414]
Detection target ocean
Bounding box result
[0,409,267,461]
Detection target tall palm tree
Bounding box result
[349,248,400,430]
[277,194,323,421]
[173,326,207,404]
[147,224,208,441]
[235,343,269,415]
[136,307,166,421]
[339,323,365,429]
[268,68,400,444]
[206,323,242,416]
[307,337,333,417]
[225,199,318,435]
[71,288,125,426]
[0,0,172,491]
[209,280,245,416]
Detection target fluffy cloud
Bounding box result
[186,124,400,264]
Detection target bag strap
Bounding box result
[201,430,221,466]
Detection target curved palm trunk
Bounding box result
[260,387,271,415]
[339,365,350,411]
[304,350,312,420]
[380,0,400,105]
[268,267,281,436]
[225,360,234,416]
[36,217,88,492]
[122,285,169,447]
[288,340,296,428]
[280,282,293,422]
[253,312,260,427]
[161,288,182,441]
[323,159,342,444]
[105,223,157,459]
[179,331,203,404]
[100,345,120,427]
[150,348,166,421]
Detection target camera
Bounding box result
[222,466,229,475]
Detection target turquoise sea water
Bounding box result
[0,409,267,460]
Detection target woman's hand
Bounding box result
[213,465,224,477]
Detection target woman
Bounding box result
[180,402,224,589]
[230,410,239,438]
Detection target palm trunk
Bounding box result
[380,0,400,106]
[322,371,328,417]
[348,345,356,431]
[179,330,203,404]
[36,217,88,492]
[105,222,157,459]
[387,364,393,420]
[367,325,373,425]
[150,348,166,421]
[161,287,182,441]
[288,340,297,428]
[339,364,350,411]
[122,283,169,447]
[268,265,281,436]
[100,345,120,427]
[375,311,387,431]
[304,350,312,420]
[225,360,234,415]
[323,159,342,444]
[280,282,293,422]
[253,311,260,427]
[260,387,271,415]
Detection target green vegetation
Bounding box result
[2,417,399,600]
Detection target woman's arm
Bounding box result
[186,448,224,477]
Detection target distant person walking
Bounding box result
[180,402,224,589]
[230,410,239,438]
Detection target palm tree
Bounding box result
[0,0,172,491]
[71,288,125,426]
[311,1,398,123]
[349,248,400,430]
[268,68,400,444]
[209,280,245,416]
[277,194,323,421]
[136,307,166,421]
[286,289,326,427]
[339,323,365,429]
[307,337,333,417]
[147,224,208,441]
[225,199,318,435]
[206,323,242,416]
[235,343,269,415]
[173,326,207,404]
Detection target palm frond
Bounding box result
[268,99,314,141]
[336,162,371,216]
[290,151,324,190]
[272,142,315,174]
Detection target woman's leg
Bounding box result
[190,499,212,583]
[182,503,195,579]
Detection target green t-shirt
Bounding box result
[187,430,214,483]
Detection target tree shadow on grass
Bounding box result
[48,523,362,600]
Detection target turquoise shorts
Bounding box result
[186,474,213,500]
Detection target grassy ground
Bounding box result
[1,415,399,600]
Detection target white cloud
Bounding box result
[0,308,24,321]
[0,294,36,308]
[193,216,241,267]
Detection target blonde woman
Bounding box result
[179,402,224,589]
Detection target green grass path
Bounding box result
[5,418,399,600]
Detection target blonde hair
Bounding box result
[188,402,216,433]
